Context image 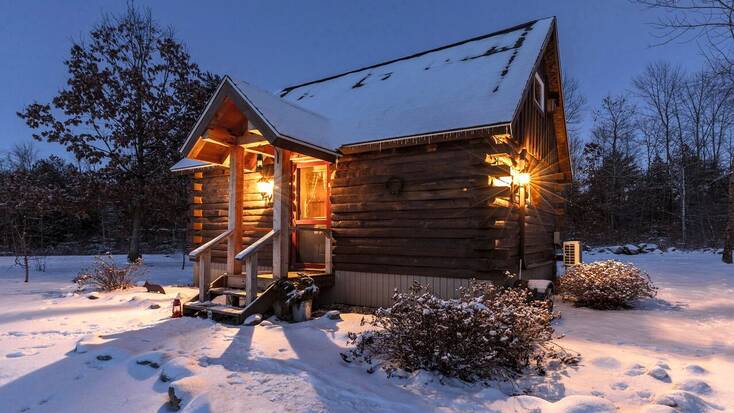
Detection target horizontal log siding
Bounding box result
[331,138,521,280]
[190,167,273,266]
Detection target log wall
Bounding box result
[331,138,522,281]
[190,167,273,265]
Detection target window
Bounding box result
[533,72,545,112]
[297,164,328,221]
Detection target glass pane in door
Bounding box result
[298,165,327,220]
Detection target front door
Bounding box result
[292,162,330,269]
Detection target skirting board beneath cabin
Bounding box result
[323,267,556,308]
[325,271,472,308]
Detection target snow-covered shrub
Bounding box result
[341,281,567,382]
[73,254,144,291]
[559,260,656,309]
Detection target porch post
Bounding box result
[273,148,291,279]
[227,144,244,275]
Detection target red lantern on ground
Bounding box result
[172,293,183,318]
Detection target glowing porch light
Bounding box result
[257,177,274,201]
[513,172,530,186]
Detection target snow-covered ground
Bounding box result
[0,252,731,412]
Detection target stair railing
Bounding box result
[189,229,233,303]
[236,229,278,305]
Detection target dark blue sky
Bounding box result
[0,0,706,158]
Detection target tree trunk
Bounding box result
[23,254,29,283]
[680,166,687,247]
[128,200,143,262]
[722,163,734,264]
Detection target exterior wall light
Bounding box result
[257,176,274,202]
[514,172,530,186]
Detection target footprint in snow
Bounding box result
[676,379,713,395]
[647,366,672,383]
[685,364,707,375]
[636,390,653,400]
[591,356,621,369]
[6,350,38,358]
[625,363,646,376]
[610,382,629,390]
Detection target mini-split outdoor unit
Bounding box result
[563,240,582,267]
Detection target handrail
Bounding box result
[189,229,233,260]
[235,229,278,261]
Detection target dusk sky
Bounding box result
[0,0,708,159]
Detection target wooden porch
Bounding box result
[180,92,336,324]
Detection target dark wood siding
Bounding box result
[510,52,565,277]
[191,167,273,264]
[330,137,521,280]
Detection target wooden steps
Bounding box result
[184,271,334,324]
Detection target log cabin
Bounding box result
[172,17,571,321]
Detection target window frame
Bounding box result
[293,161,331,226]
[533,72,545,113]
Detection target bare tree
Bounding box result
[638,0,734,261]
[563,74,588,175]
[7,142,39,172]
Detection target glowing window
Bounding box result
[298,165,327,220]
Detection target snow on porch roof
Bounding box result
[170,157,216,172]
[232,17,554,150]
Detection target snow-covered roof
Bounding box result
[180,17,556,158]
[238,17,554,149]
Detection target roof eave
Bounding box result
[180,76,339,163]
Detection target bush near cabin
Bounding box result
[341,281,571,382]
[74,254,146,292]
[559,260,657,310]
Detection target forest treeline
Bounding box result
[564,62,734,247]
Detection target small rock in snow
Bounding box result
[609,245,624,254]
[244,314,262,326]
[676,379,713,395]
[666,246,677,252]
[684,364,707,375]
[648,366,672,382]
[623,244,641,255]
[325,310,341,320]
[86,292,101,300]
[96,354,112,361]
[643,243,659,252]
[148,303,161,309]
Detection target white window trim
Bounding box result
[533,72,545,112]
